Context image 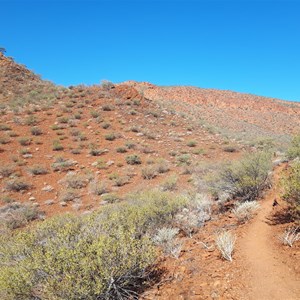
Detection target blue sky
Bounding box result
[1,0,300,101]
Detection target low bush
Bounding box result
[215,231,236,262]
[220,151,272,201]
[0,190,187,299]
[232,201,260,223]
[153,227,181,257]
[6,179,31,192]
[18,137,31,146]
[0,165,15,177]
[105,133,116,141]
[126,154,141,165]
[161,175,178,191]
[0,203,40,230]
[28,165,49,175]
[51,157,76,172]
[141,165,157,179]
[278,226,300,247]
[62,173,90,189]
[282,161,300,220]
[30,126,43,136]
[89,179,108,196]
[287,134,300,160]
[52,140,64,151]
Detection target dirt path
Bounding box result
[239,166,300,300]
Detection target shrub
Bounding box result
[28,165,49,175]
[282,161,300,220]
[153,227,181,257]
[0,190,187,299]
[89,147,105,156]
[51,157,76,172]
[52,140,64,151]
[90,110,100,118]
[30,126,43,136]
[101,193,120,203]
[116,146,127,153]
[161,175,178,191]
[89,179,108,196]
[0,165,15,177]
[125,141,136,149]
[102,104,114,111]
[0,137,9,144]
[287,134,300,159]
[126,154,141,165]
[278,226,300,247]
[0,203,40,229]
[176,154,191,166]
[142,165,157,180]
[18,137,31,146]
[187,140,197,147]
[156,159,170,174]
[105,133,116,141]
[0,124,11,131]
[232,201,260,223]
[62,173,89,189]
[220,151,272,201]
[6,179,31,192]
[215,231,236,262]
[101,122,110,129]
[25,115,38,126]
[59,188,81,202]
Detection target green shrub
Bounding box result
[0,190,187,299]
[187,140,197,147]
[30,126,43,136]
[105,133,116,141]
[287,134,300,160]
[220,151,272,201]
[282,161,300,221]
[28,165,49,175]
[126,154,141,165]
[18,137,31,146]
[52,140,64,151]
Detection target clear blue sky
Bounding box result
[1,0,300,101]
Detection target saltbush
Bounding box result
[0,190,187,300]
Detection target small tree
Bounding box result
[0,47,6,54]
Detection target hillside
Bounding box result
[0,55,299,300]
[126,81,300,145]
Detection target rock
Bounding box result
[29,196,36,201]
[60,201,67,207]
[106,160,114,166]
[42,185,54,192]
[44,199,54,205]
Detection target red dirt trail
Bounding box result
[239,166,300,300]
